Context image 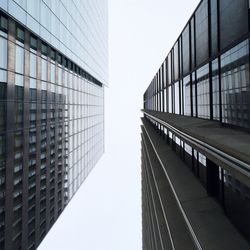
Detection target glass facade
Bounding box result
[0,0,108,85]
[221,40,250,128]
[144,0,250,130]
[195,0,209,67]
[0,1,107,249]
[142,0,250,246]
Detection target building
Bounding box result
[141,0,250,249]
[0,1,108,249]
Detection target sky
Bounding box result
[38,0,200,249]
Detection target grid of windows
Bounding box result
[0,0,108,85]
[0,24,7,250]
[221,40,249,128]
[144,0,250,130]
[142,0,250,245]
[0,10,105,250]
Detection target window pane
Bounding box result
[221,39,250,128]
[197,64,210,119]
[0,16,8,31]
[182,25,190,75]
[195,0,209,66]
[51,63,55,83]
[0,69,7,82]
[0,37,7,69]
[173,42,179,81]
[41,59,47,81]
[30,53,36,78]
[15,46,24,74]
[183,75,191,116]
[220,0,248,50]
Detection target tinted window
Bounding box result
[210,0,218,57]
[220,0,248,50]
[195,0,209,66]
[174,42,179,81]
[182,25,190,75]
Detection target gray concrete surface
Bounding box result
[142,118,250,250]
[142,110,250,187]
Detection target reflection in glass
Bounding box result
[221,39,250,128]
[0,37,7,69]
[197,64,210,119]
[212,59,220,120]
[183,75,191,116]
[15,46,24,74]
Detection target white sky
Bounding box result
[38,0,200,249]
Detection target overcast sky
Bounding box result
[38,0,200,249]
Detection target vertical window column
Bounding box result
[0,19,7,249]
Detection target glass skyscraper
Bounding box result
[141,0,250,249]
[0,1,108,249]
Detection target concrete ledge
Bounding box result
[141,117,250,250]
[142,110,250,187]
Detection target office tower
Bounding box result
[0,1,108,249]
[141,0,250,249]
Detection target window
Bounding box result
[220,0,248,50]
[210,0,218,57]
[167,55,171,85]
[14,132,23,149]
[30,53,36,78]
[195,0,208,66]
[68,61,72,71]
[0,15,7,31]
[0,135,5,158]
[15,85,24,127]
[221,40,250,128]
[15,102,23,127]
[15,85,24,101]
[41,59,47,81]
[51,63,55,83]
[30,36,37,50]
[63,57,68,68]
[58,67,62,85]
[212,59,220,120]
[57,53,62,65]
[0,93,6,115]
[51,49,55,61]
[41,43,48,55]
[174,81,180,114]
[183,75,191,116]
[190,18,195,69]
[168,85,172,113]
[0,98,6,130]
[197,64,210,119]
[15,74,24,87]
[15,46,24,74]
[29,82,36,102]
[192,72,196,117]
[173,42,179,81]
[0,37,7,69]
[0,69,7,83]
[182,24,190,75]
[16,26,24,42]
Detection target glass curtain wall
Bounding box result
[0,12,105,250]
[143,0,250,130]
